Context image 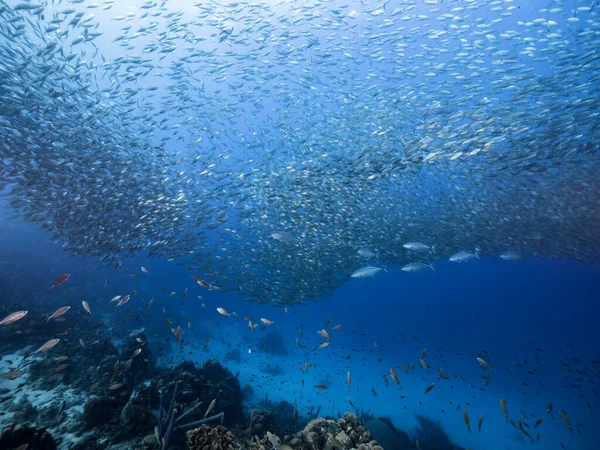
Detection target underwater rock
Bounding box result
[120,329,154,387]
[365,419,412,450]
[83,394,129,428]
[0,422,57,450]
[253,399,304,433]
[160,360,244,427]
[114,389,153,441]
[186,425,242,450]
[250,410,279,438]
[257,332,287,356]
[11,397,38,424]
[411,414,466,450]
[225,349,241,363]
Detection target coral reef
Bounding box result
[249,410,279,438]
[248,412,383,450]
[187,425,242,450]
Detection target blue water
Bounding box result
[2,202,599,449]
[1,0,599,449]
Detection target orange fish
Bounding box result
[51,273,70,288]
[34,339,60,354]
[463,410,471,433]
[0,310,28,326]
[46,306,70,322]
[172,326,181,346]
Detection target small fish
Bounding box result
[131,348,142,358]
[500,398,508,422]
[477,357,491,370]
[559,411,571,433]
[217,307,230,316]
[1,369,24,380]
[478,415,483,432]
[260,318,274,325]
[46,306,70,321]
[271,231,301,245]
[51,274,70,288]
[117,295,130,307]
[402,262,435,272]
[419,359,428,370]
[82,301,92,315]
[109,295,122,303]
[108,383,123,391]
[204,398,216,417]
[424,383,435,394]
[332,324,341,330]
[547,402,553,416]
[141,266,149,273]
[463,410,471,433]
[0,310,28,326]
[389,368,402,388]
[317,341,330,349]
[403,242,435,252]
[351,266,387,278]
[315,384,328,390]
[450,249,480,262]
[172,326,181,346]
[347,371,351,389]
[114,261,121,271]
[317,329,331,340]
[534,418,543,428]
[34,339,60,354]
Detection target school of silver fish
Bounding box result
[0,0,598,310]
